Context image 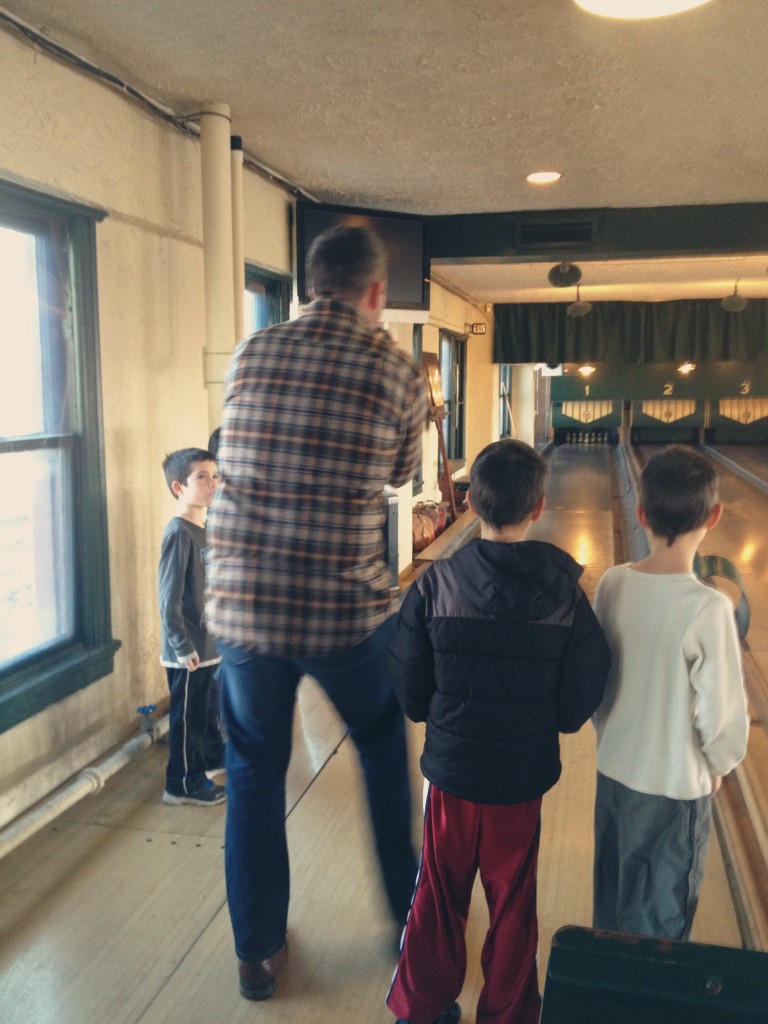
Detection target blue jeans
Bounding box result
[218,617,417,962]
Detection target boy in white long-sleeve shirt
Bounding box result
[592,444,749,940]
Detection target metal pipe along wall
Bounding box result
[200,101,236,430]
[231,135,245,345]
[0,715,169,861]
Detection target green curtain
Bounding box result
[493,299,768,364]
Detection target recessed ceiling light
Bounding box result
[526,171,563,185]
[574,0,713,19]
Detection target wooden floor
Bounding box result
[0,678,741,1024]
[0,446,744,1023]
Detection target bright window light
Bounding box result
[574,0,713,18]
[0,225,75,668]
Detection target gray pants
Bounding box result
[593,772,712,940]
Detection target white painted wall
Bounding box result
[0,25,500,828]
[242,172,292,279]
[511,364,536,446]
[0,27,291,827]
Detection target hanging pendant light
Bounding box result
[721,281,748,313]
[548,262,582,288]
[567,284,593,318]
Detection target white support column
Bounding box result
[511,363,536,446]
[200,102,236,431]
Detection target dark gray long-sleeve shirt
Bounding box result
[158,517,220,667]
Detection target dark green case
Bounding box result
[541,926,768,1023]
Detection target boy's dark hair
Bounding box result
[207,428,221,459]
[162,448,216,498]
[469,439,547,529]
[307,225,387,304]
[639,444,719,546]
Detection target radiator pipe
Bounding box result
[200,101,237,432]
[231,134,245,345]
[0,713,169,862]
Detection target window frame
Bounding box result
[0,180,119,733]
[243,263,292,332]
[499,363,514,438]
[439,330,467,465]
[411,324,424,496]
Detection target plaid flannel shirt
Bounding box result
[205,299,428,655]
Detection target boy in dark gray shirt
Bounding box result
[159,448,225,805]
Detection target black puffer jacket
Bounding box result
[387,538,610,804]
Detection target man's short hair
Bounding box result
[162,447,215,498]
[639,444,719,546]
[469,439,548,529]
[306,225,387,304]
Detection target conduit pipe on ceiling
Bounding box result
[0,715,169,862]
[231,135,246,345]
[200,102,237,432]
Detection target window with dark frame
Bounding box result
[0,180,118,733]
[439,330,467,464]
[243,265,292,334]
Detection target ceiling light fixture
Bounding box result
[578,364,596,377]
[721,281,748,313]
[573,0,713,18]
[677,361,696,375]
[548,262,582,288]
[526,171,563,185]
[567,285,593,318]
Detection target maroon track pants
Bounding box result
[387,784,542,1024]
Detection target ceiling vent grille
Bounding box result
[518,220,594,249]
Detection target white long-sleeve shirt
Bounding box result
[593,564,749,800]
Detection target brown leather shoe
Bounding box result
[238,946,287,1000]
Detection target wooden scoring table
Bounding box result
[399,508,480,591]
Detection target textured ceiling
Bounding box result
[432,253,768,305]
[3,0,768,300]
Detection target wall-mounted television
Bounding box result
[296,200,430,311]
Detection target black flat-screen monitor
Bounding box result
[296,200,430,311]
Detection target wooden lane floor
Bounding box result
[3,714,737,1024]
[712,443,768,490]
[0,444,743,1024]
[0,678,347,1024]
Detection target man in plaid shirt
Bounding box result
[206,225,429,1001]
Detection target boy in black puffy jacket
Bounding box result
[385,439,610,1024]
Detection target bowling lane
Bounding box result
[531,444,615,598]
[700,452,768,680]
[712,444,768,490]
